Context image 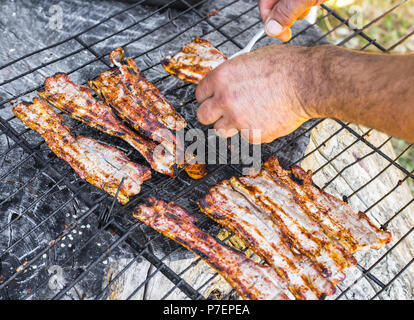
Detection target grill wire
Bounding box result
[0,0,413,300]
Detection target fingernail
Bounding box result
[265,19,284,36]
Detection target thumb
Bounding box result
[264,0,308,39]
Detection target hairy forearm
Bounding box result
[195,42,413,144]
[306,45,414,142]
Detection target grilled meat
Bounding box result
[95,47,186,132]
[197,156,392,299]
[133,197,294,300]
[162,38,227,84]
[198,180,336,300]
[38,73,176,176]
[109,47,125,66]
[89,48,186,157]
[13,98,151,204]
[231,173,355,283]
[89,49,207,179]
[265,157,392,252]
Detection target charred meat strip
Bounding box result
[38,73,176,176]
[88,69,177,157]
[89,49,207,179]
[198,180,336,300]
[162,38,227,84]
[196,157,392,299]
[89,49,185,157]
[71,137,151,204]
[97,47,186,132]
[231,173,356,283]
[133,197,294,300]
[13,98,151,204]
[264,157,392,252]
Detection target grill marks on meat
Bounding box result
[72,137,151,204]
[38,73,176,176]
[89,48,207,180]
[265,157,392,252]
[109,47,186,132]
[89,48,186,158]
[197,156,392,299]
[231,174,354,283]
[133,197,294,300]
[13,98,151,204]
[162,38,227,84]
[89,67,177,156]
[198,180,336,300]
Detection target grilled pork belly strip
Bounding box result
[264,157,392,252]
[198,180,336,300]
[133,197,294,300]
[232,174,354,283]
[38,73,176,176]
[162,38,227,84]
[101,47,186,132]
[89,50,207,180]
[89,68,177,156]
[13,98,151,204]
[196,157,391,299]
[89,49,185,157]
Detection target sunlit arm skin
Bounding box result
[195,44,414,144]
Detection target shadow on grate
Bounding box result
[0,0,413,300]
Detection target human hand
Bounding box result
[259,0,326,41]
[195,44,322,144]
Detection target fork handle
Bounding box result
[230,29,265,59]
[245,29,265,53]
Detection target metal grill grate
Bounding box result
[0,0,413,300]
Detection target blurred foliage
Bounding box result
[317,0,414,52]
[316,0,414,192]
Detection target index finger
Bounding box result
[195,71,215,104]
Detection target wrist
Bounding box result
[297,44,340,120]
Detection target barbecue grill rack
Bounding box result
[0,0,413,300]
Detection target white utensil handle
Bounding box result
[229,28,265,59]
